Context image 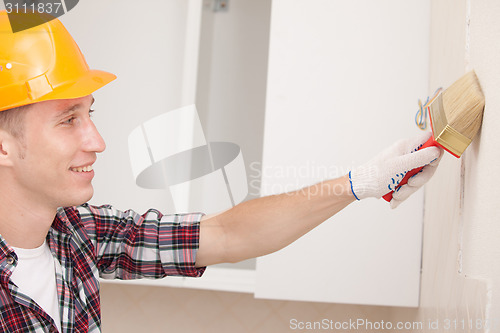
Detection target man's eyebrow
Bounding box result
[53,98,95,119]
[53,104,81,119]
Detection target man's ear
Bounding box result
[0,130,19,166]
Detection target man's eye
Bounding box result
[62,117,76,124]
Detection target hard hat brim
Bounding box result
[37,69,117,103]
[0,69,117,112]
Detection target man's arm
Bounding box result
[195,175,354,267]
[195,133,443,267]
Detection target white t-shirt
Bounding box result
[11,241,62,332]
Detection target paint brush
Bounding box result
[383,70,485,202]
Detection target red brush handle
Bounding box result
[382,136,437,202]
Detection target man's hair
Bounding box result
[0,104,30,139]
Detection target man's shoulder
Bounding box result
[55,204,111,227]
[54,204,114,236]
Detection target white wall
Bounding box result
[463,0,500,320]
[388,0,499,330]
[415,0,491,327]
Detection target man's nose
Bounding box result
[83,120,106,153]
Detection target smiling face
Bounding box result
[6,95,106,210]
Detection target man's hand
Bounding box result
[349,132,443,208]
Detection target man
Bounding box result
[0,10,442,332]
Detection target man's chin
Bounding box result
[61,189,94,207]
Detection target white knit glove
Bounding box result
[349,132,443,208]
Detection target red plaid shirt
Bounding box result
[0,204,205,332]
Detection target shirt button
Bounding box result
[6,256,15,265]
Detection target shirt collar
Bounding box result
[52,207,74,234]
[0,235,14,261]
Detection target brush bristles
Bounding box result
[442,70,485,140]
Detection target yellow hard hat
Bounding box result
[0,10,116,112]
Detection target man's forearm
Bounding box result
[196,174,355,267]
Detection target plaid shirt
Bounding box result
[0,204,205,332]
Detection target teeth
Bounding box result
[71,165,93,172]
